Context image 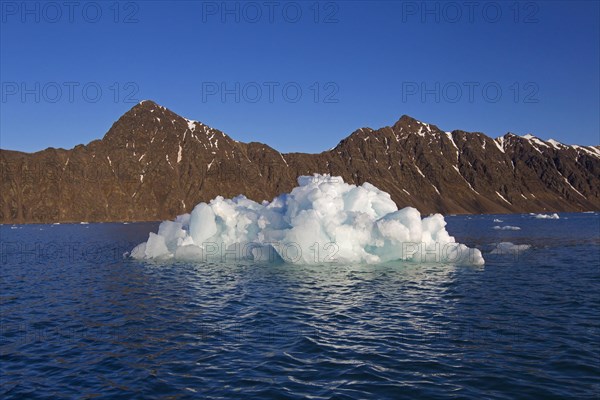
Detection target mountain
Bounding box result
[1,100,599,223]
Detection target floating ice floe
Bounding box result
[493,218,503,223]
[490,242,531,255]
[533,213,560,219]
[129,174,484,266]
[493,225,521,231]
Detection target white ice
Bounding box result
[130,174,484,266]
[490,242,531,254]
[533,213,560,219]
[493,225,521,230]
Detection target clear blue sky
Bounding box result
[1,0,598,153]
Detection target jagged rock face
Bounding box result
[1,101,599,223]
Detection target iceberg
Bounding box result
[533,213,560,219]
[130,174,484,266]
[490,242,531,255]
[493,225,521,230]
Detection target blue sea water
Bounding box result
[1,213,599,399]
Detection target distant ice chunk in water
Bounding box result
[493,225,521,230]
[493,218,503,223]
[130,174,484,266]
[490,242,531,255]
[533,213,560,219]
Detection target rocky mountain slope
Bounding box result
[1,100,599,223]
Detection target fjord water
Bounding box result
[1,213,599,399]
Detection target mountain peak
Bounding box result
[137,99,162,109]
[392,115,420,131]
[101,100,185,144]
[395,114,420,125]
[125,100,174,116]
[392,114,441,136]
